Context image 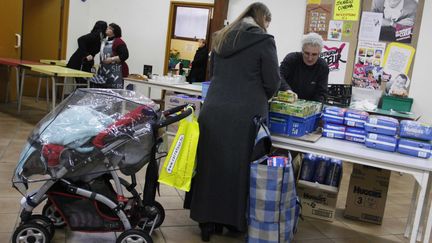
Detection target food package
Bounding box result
[399,120,432,141]
[345,127,366,143]
[275,90,298,103]
[364,115,399,136]
[344,110,369,128]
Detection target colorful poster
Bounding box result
[371,0,418,43]
[359,12,383,42]
[334,0,361,21]
[320,41,349,84]
[328,20,343,41]
[342,22,353,37]
[383,42,415,78]
[352,41,387,90]
[304,4,332,40]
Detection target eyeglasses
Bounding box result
[302,51,319,57]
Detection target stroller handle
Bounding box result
[162,104,189,117]
[154,106,194,129]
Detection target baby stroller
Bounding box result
[11,89,193,243]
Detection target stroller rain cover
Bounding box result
[12,88,160,196]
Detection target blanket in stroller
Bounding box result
[13,88,160,196]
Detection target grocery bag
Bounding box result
[158,109,199,191]
[248,117,300,243]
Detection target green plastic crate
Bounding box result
[381,95,413,112]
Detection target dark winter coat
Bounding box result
[67,32,102,73]
[189,20,280,231]
[187,45,209,83]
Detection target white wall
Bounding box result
[227,0,307,63]
[408,0,432,122]
[67,0,213,76]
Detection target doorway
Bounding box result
[0,0,69,101]
[164,2,214,76]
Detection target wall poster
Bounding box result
[371,0,419,43]
[321,41,350,84]
[352,41,387,89]
[334,0,361,21]
[359,11,383,42]
[305,4,332,39]
[328,20,343,41]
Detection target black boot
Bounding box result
[199,223,214,242]
[214,223,223,234]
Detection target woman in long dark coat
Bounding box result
[188,2,280,241]
[187,39,209,83]
[67,21,107,84]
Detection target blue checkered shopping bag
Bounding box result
[248,117,300,243]
[248,157,300,243]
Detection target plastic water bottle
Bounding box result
[299,153,317,181]
[313,156,330,184]
[325,159,342,187]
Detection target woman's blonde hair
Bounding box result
[212,2,271,54]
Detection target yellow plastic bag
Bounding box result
[158,110,199,191]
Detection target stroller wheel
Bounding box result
[12,222,51,243]
[116,229,153,243]
[27,215,55,240]
[42,202,66,228]
[138,201,165,230]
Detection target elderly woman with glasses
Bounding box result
[279,32,329,102]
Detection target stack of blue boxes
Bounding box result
[364,115,399,152]
[397,121,432,158]
[322,106,368,143]
[322,106,346,139]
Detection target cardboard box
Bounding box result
[164,95,203,133]
[344,164,391,225]
[297,180,339,221]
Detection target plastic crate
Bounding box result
[381,95,413,112]
[327,84,352,97]
[269,112,320,137]
[325,96,351,107]
[201,81,210,99]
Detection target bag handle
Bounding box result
[251,116,272,161]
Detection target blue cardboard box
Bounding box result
[323,123,346,139]
[344,110,369,128]
[345,127,366,143]
[397,138,432,159]
[365,133,398,152]
[400,120,432,141]
[364,115,399,136]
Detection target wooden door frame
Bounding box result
[59,0,69,59]
[163,1,214,75]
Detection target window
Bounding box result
[173,6,211,40]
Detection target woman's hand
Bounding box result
[102,56,119,64]
[86,55,93,61]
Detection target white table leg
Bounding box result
[405,183,419,237]
[4,66,11,103]
[46,77,50,111]
[410,172,429,243]
[36,77,42,102]
[18,68,26,113]
[422,172,432,243]
[51,76,56,111]
[15,67,20,103]
[61,77,67,101]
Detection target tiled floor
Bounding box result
[0,97,430,242]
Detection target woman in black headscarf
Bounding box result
[67,20,107,83]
